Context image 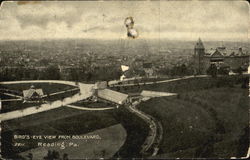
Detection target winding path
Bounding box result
[127,101,157,152]
[127,100,162,156]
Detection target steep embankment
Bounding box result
[137,76,249,158]
[112,107,150,158]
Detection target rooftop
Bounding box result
[205,47,248,57]
[23,88,44,99]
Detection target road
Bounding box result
[0,80,79,86]
[109,75,208,87]
[66,104,115,111]
[127,101,159,155]
[41,88,79,98]
[0,98,22,102]
[0,80,94,121]
[1,92,23,98]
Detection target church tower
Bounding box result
[194,38,205,74]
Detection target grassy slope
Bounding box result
[2,105,149,159]
[133,76,249,158]
[112,107,149,158]
[2,76,248,158]
[19,124,127,159]
[2,107,119,158]
[116,76,246,94]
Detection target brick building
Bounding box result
[194,38,249,74]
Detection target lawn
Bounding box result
[19,124,127,159]
[1,101,44,113]
[0,83,79,113]
[115,75,248,94]
[136,76,249,158]
[112,107,150,158]
[2,104,150,159]
[1,76,248,159]
[0,83,77,95]
[1,107,120,158]
[1,90,79,113]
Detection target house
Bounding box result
[23,85,44,101]
[194,38,249,74]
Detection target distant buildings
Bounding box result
[143,62,154,77]
[194,38,249,74]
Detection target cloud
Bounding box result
[0,1,248,41]
[15,3,81,29]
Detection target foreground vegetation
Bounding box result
[112,107,149,158]
[2,108,118,158]
[135,76,249,158]
[117,75,248,94]
[1,75,248,159]
[2,105,149,159]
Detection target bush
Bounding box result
[207,64,217,78]
[218,66,229,75]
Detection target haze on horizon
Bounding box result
[0,1,249,41]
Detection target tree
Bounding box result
[63,153,69,160]
[235,66,244,75]
[207,64,217,78]
[218,66,229,75]
[68,68,79,81]
[43,65,61,80]
[86,72,92,82]
[241,77,248,88]
[180,64,188,75]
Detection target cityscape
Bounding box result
[0,1,249,159]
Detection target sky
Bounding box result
[0,1,249,41]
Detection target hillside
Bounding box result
[134,76,249,158]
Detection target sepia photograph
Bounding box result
[0,0,249,159]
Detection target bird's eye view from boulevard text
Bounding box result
[0,0,249,159]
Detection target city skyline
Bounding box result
[0,1,249,41]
